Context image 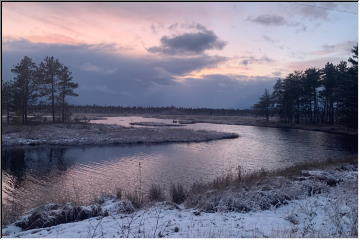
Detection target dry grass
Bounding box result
[115,188,122,200]
[3,155,356,229]
[170,184,187,204]
[189,156,357,196]
[148,184,164,201]
[125,191,144,209]
[1,204,23,226]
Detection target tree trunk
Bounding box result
[7,108,10,124]
[329,98,334,124]
[51,78,55,123]
[313,89,318,123]
[62,96,65,123]
[296,99,300,124]
[24,101,27,124]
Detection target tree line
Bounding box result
[254,45,358,128]
[2,56,78,124]
[31,104,254,116]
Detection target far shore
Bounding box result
[72,113,358,136]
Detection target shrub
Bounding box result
[211,173,233,189]
[116,188,122,200]
[236,166,243,182]
[170,184,187,204]
[148,184,164,201]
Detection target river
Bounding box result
[2,116,357,212]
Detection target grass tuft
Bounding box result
[125,191,143,208]
[170,184,187,204]
[148,184,164,201]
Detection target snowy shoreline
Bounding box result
[139,114,358,136]
[2,159,357,238]
[129,122,182,127]
[2,123,238,147]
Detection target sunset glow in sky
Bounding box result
[2,2,358,108]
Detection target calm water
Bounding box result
[2,116,357,211]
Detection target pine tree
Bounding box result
[253,89,272,122]
[57,65,78,122]
[320,63,338,124]
[11,56,38,124]
[2,80,15,124]
[38,56,62,122]
[303,68,321,123]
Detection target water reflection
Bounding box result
[2,117,357,212]
[2,149,26,181]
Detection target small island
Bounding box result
[2,123,239,147]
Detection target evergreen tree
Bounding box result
[348,45,358,67]
[271,78,286,121]
[11,56,38,124]
[57,65,78,122]
[257,45,357,128]
[320,63,338,124]
[302,68,321,123]
[2,80,15,124]
[253,89,272,122]
[340,46,358,128]
[38,56,62,122]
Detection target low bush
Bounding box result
[116,188,122,200]
[148,184,164,201]
[170,184,187,204]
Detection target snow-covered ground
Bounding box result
[2,123,238,147]
[130,122,182,127]
[3,163,357,238]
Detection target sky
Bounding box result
[2,2,358,109]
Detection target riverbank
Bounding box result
[71,113,358,136]
[142,114,357,136]
[2,156,357,238]
[2,123,238,147]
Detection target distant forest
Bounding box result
[33,104,253,116]
[254,45,358,128]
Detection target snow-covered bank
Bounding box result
[2,123,238,147]
[144,114,357,136]
[3,162,357,238]
[130,122,181,127]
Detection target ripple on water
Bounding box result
[1,116,357,211]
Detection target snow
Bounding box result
[130,122,182,127]
[2,123,238,147]
[3,164,357,238]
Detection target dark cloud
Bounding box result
[248,15,306,32]
[3,40,275,109]
[296,2,338,20]
[148,25,226,55]
[168,23,208,32]
[272,71,282,77]
[263,35,277,43]
[148,74,277,109]
[248,15,288,26]
[312,40,357,56]
[239,56,274,66]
